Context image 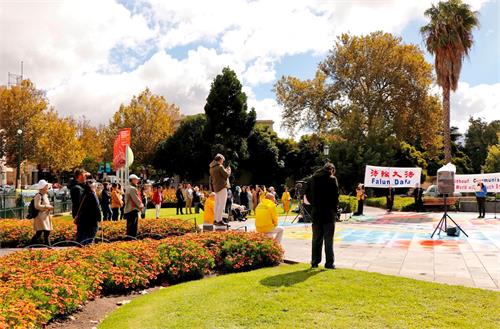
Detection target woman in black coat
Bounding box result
[75,180,102,245]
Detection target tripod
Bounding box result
[288,184,312,224]
[431,194,468,238]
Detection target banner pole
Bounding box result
[125,147,129,189]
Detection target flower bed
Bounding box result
[0,218,196,248]
[0,232,283,328]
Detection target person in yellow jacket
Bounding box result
[203,193,216,225]
[255,193,284,243]
[353,183,366,216]
[281,187,291,214]
[110,183,123,221]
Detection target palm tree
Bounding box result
[421,0,479,164]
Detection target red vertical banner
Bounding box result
[112,128,131,170]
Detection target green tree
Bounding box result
[276,32,442,148]
[421,0,479,163]
[464,118,500,173]
[483,133,500,173]
[154,114,210,181]
[104,88,180,166]
[240,126,282,186]
[204,67,256,169]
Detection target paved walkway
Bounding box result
[236,207,500,291]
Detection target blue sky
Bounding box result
[1,0,498,136]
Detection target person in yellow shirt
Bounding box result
[281,187,291,214]
[353,183,366,216]
[203,193,216,225]
[255,193,284,243]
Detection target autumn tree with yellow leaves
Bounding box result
[103,88,181,166]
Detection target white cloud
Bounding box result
[450,82,500,132]
[1,0,496,139]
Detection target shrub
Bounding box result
[0,218,196,248]
[191,232,284,273]
[364,196,415,211]
[0,232,283,329]
[339,195,357,213]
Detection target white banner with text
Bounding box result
[454,173,500,193]
[364,165,422,188]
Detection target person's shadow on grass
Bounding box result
[260,269,323,287]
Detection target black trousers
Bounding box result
[102,204,112,220]
[311,208,336,267]
[176,201,184,215]
[125,210,139,237]
[477,197,486,217]
[31,230,50,245]
[112,207,120,221]
[356,200,364,215]
[414,198,423,212]
[76,226,98,245]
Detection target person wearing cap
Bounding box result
[209,154,231,226]
[124,174,144,237]
[30,180,54,245]
[305,162,339,269]
[255,193,284,244]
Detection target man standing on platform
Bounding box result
[305,163,339,269]
[209,154,231,226]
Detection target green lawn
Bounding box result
[99,264,499,329]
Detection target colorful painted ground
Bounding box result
[237,209,500,290]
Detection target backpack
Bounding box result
[26,193,40,219]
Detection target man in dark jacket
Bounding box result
[100,182,112,220]
[70,168,88,219]
[75,180,102,244]
[305,163,339,269]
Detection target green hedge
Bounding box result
[364,196,415,211]
[339,195,357,213]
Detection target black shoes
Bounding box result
[325,265,336,270]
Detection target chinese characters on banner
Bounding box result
[112,128,131,170]
[455,173,500,193]
[364,165,422,188]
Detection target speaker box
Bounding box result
[437,171,455,195]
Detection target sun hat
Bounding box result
[36,179,50,190]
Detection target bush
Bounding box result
[0,218,196,248]
[190,232,284,273]
[0,232,283,328]
[339,195,357,213]
[364,196,415,211]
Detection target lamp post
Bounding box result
[323,144,330,159]
[16,129,23,189]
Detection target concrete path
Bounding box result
[234,207,500,291]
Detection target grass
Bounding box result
[98,264,499,329]
[55,201,299,222]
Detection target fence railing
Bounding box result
[0,191,72,219]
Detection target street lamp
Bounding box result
[323,145,330,156]
[16,129,23,189]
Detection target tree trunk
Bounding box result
[442,87,452,164]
